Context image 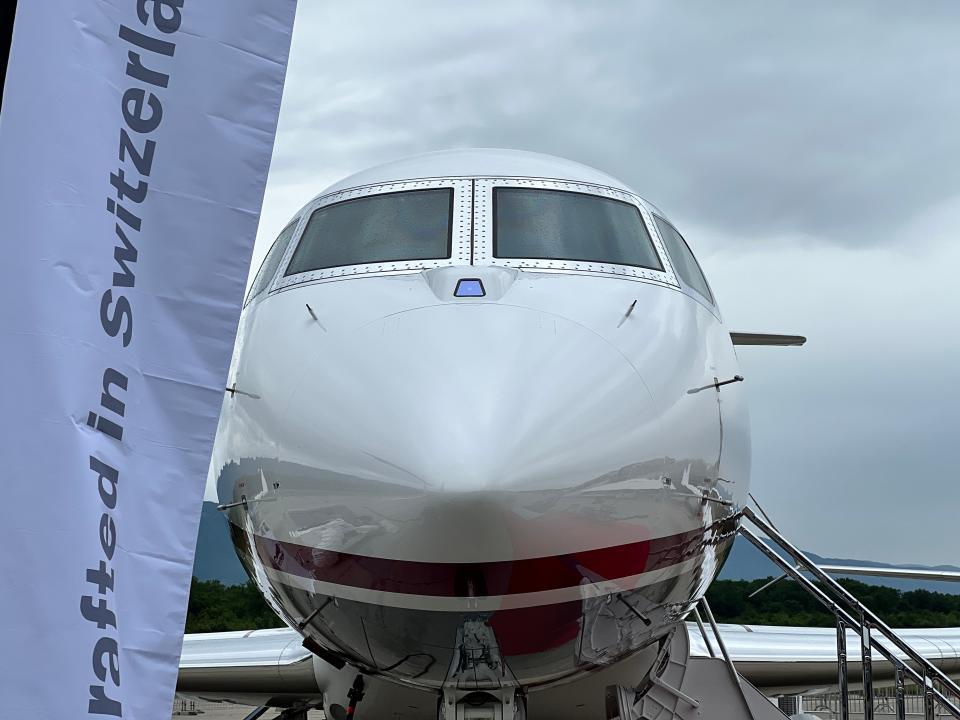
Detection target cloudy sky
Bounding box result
[248,1,960,565]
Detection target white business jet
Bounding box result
[180,150,960,720]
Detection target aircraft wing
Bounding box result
[177,628,429,712]
[177,628,324,706]
[819,565,960,583]
[178,624,960,704]
[689,623,960,696]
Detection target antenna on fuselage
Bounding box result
[305,303,326,331]
[616,299,638,328]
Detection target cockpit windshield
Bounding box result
[285,188,453,275]
[652,216,714,304]
[493,188,663,271]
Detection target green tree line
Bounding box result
[706,577,960,628]
[186,577,285,633]
[185,576,960,634]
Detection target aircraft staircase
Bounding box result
[606,605,787,720]
[606,505,960,720]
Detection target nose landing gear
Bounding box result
[345,675,365,717]
[438,689,526,720]
[326,675,366,720]
[438,619,525,719]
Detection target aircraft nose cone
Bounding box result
[284,303,659,495]
[249,301,681,565]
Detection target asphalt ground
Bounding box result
[172,698,324,719]
[171,694,951,719]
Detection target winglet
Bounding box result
[730,332,806,346]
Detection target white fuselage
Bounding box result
[210,149,750,697]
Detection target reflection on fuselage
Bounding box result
[211,150,750,693]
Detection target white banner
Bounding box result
[0,1,296,717]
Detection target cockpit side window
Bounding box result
[493,188,663,271]
[285,188,453,275]
[652,216,714,305]
[246,220,299,305]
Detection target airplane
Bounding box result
[180,149,960,719]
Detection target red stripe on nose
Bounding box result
[253,525,710,597]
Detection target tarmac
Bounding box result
[171,695,954,719]
[173,697,324,719]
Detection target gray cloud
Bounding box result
[262,1,960,248]
[243,1,960,564]
[708,224,960,564]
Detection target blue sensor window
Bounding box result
[454,278,485,298]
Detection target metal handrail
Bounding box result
[739,506,960,720]
[743,526,958,719]
[697,597,756,717]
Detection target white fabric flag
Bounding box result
[0,1,296,716]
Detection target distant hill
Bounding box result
[193,501,960,594]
